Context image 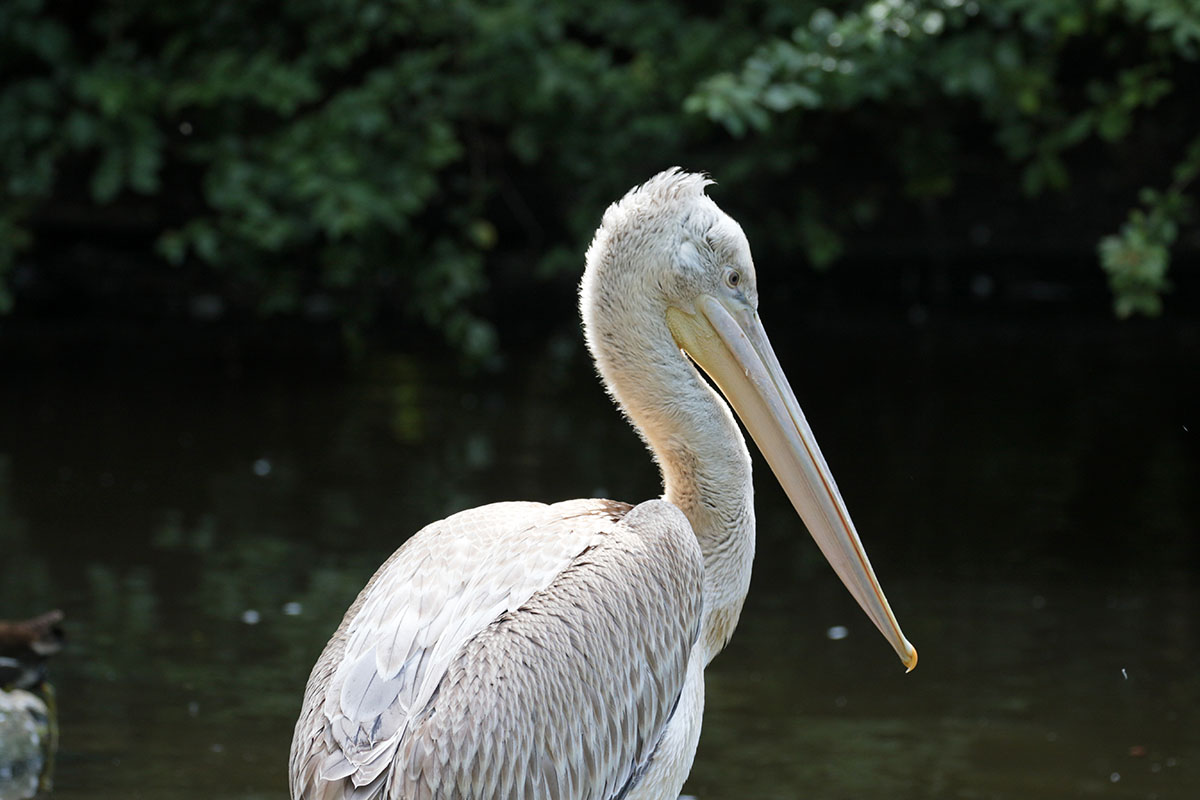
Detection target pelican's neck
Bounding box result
[585,299,755,664]
[655,365,756,663]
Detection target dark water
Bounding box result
[1,314,1197,799]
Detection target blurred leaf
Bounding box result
[1098,182,1189,317]
[90,150,124,203]
[800,216,843,271]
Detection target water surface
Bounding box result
[1,315,1196,799]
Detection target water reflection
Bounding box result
[0,317,1196,798]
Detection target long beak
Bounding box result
[667,294,917,671]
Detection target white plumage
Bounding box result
[290,169,916,800]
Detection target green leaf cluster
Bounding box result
[0,0,766,356]
[1099,135,1198,317]
[686,0,1200,315]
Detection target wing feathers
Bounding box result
[290,498,702,800]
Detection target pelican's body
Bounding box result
[290,171,916,800]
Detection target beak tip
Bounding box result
[902,643,918,673]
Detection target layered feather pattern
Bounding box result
[290,499,703,800]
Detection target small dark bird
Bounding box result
[0,610,65,691]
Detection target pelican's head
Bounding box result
[581,170,755,343]
[582,168,917,672]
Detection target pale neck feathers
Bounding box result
[580,177,756,662]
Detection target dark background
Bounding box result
[2,0,1198,367]
[2,2,1198,799]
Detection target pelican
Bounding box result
[290,169,917,800]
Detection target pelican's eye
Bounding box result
[725,268,741,290]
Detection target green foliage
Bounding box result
[1,0,1197,348]
[0,0,767,357]
[687,0,1200,316]
[1098,134,1199,317]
